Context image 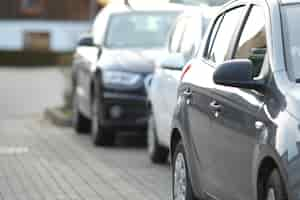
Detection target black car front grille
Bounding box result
[103,99,148,120]
[101,74,150,121]
[104,86,147,97]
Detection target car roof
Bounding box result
[280,0,300,4]
[222,0,300,8]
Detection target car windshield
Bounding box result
[105,12,179,49]
[170,0,229,6]
[282,4,300,80]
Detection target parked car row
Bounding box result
[72,0,300,200]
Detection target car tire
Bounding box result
[260,170,286,200]
[147,114,169,163]
[172,141,195,200]
[91,94,115,146]
[72,91,91,134]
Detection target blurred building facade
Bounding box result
[0,0,98,20]
[0,0,227,53]
[0,0,102,53]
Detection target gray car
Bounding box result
[171,0,300,199]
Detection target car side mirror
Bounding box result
[213,59,264,91]
[160,53,185,70]
[78,36,94,47]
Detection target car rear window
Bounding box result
[282,4,300,80]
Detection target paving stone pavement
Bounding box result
[0,117,171,200]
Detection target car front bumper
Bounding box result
[99,91,149,131]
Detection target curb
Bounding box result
[44,107,72,127]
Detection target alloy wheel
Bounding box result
[174,152,187,200]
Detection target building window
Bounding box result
[20,0,45,16]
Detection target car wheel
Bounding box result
[261,170,286,200]
[91,95,115,146]
[72,91,90,133]
[172,141,195,200]
[147,114,169,163]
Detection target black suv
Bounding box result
[72,4,180,146]
[171,0,300,200]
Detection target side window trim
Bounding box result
[204,14,224,59]
[232,4,258,58]
[207,15,224,59]
[233,4,268,78]
[224,4,251,60]
[203,5,247,65]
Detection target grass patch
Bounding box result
[0,51,73,66]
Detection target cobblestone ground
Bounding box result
[0,117,171,200]
[0,67,171,200]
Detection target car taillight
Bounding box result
[180,64,192,81]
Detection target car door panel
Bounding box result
[150,67,167,141]
[183,60,215,193]
[208,5,268,199]
[209,86,264,200]
[185,5,247,198]
[159,68,182,146]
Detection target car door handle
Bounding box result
[255,121,266,131]
[209,101,222,112]
[183,89,192,97]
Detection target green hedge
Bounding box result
[0,51,73,66]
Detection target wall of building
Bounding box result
[0,0,92,20]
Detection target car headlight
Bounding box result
[102,71,142,86]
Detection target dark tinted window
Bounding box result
[235,6,266,77]
[208,7,244,64]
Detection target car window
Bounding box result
[105,12,178,48]
[280,5,300,80]
[180,16,206,58]
[93,11,110,46]
[208,6,244,65]
[235,5,266,77]
[169,18,187,53]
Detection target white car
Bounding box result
[147,9,213,163]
